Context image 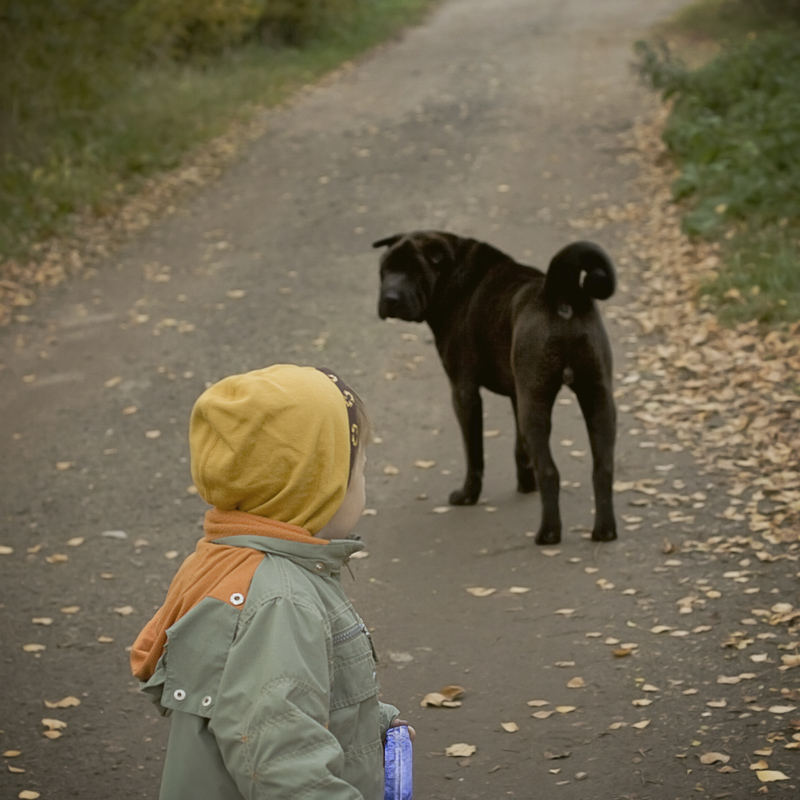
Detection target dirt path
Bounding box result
[1,1,798,798]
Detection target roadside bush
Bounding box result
[635,33,800,235]
[635,28,800,323]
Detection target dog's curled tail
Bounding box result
[543,241,616,317]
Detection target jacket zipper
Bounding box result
[332,621,379,664]
[332,622,367,645]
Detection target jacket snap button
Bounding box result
[202,695,213,707]
[230,592,245,606]
[173,689,186,701]
[314,562,324,572]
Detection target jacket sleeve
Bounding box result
[210,595,367,800]
[379,702,400,739]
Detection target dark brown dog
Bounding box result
[374,230,617,545]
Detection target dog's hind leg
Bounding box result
[516,385,563,545]
[572,379,617,542]
[449,383,484,505]
[511,395,536,494]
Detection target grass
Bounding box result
[635,0,800,325]
[0,0,435,264]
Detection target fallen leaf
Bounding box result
[632,699,652,707]
[555,706,576,714]
[414,460,435,469]
[445,743,476,758]
[145,430,161,439]
[700,752,730,765]
[466,587,496,597]
[509,586,531,594]
[44,697,80,709]
[756,770,790,782]
[31,617,52,626]
[527,700,549,707]
[439,685,465,701]
[41,718,66,730]
[22,644,45,653]
[631,720,651,729]
[566,677,586,689]
[768,705,796,714]
[113,605,134,616]
[501,722,519,733]
[19,792,41,799]
[554,608,576,616]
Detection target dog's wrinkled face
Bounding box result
[374,231,453,322]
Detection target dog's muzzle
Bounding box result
[378,280,423,321]
[378,289,407,320]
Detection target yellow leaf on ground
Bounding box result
[501,722,519,733]
[756,770,790,782]
[466,587,496,597]
[699,752,730,765]
[44,697,80,709]
[445,743,476,757]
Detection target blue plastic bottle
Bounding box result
[384,725,413,800]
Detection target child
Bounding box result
[131,364,408,799]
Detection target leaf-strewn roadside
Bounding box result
[614,108,799,549]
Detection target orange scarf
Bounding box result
[130,508,328,681]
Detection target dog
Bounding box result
[374,230,617,545]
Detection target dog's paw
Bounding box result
[534,527,562,546]
[591,526,618,542]
[449,487,480,506]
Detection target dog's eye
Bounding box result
[428,248,445,264]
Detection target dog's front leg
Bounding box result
[449,383,483,505]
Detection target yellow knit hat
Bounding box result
[189,365,351,535]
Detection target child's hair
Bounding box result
[351,388,372,469]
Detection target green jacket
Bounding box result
[140,535,398,800]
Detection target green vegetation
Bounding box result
[0,0,434,263]
[635,0,800,325]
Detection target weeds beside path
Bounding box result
[0,0,436,326]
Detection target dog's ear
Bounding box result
[372,234,404,249]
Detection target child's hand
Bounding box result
[390,718,416,742]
